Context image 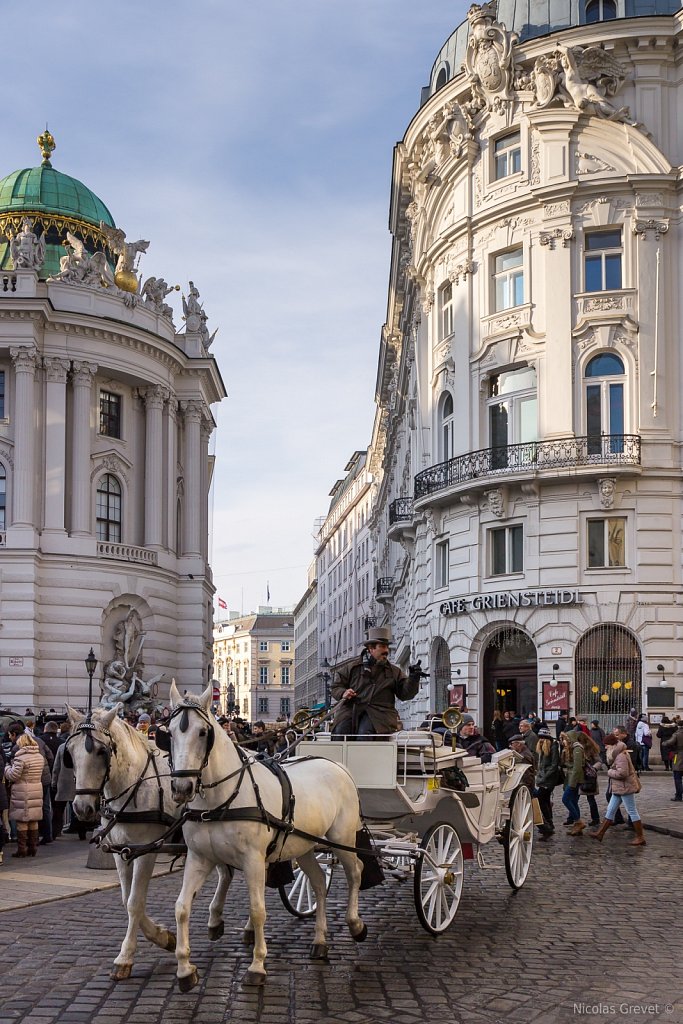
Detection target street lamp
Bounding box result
[657,664,668,687]
[227,682,236,715]
[318,670,331,708]
[85,647,98,715]
[552,663,559,681]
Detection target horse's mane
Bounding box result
[91,709,156,759]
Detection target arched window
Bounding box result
[96,474,122,542]
[585,0,616,24]
[0,464,6,531]
[439,391,454,461]
[575,624,641,726]
[434,64,449,92]
[584,353,625,455]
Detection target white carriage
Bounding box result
[280,730,535,934]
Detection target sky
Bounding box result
[6,0,470,614]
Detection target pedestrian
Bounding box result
[590,735,646,847]
[534,727,562,839]
[555,712,568,739]
[662,718,683,802]
[589,720,607,762]
[519,720,538,758]
[560,730,602,835]
[577,718,590,736]
[0,745,8,864]
[330,627,422,739]
[502,710,521,743]
[456,719,496,763]
[656,716,676,771]
[490,709,505,751]
[635,714,652,771]
[51,742,88,840]
[7,721,54,845]
[4,733,45,857]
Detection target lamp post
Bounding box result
[657,664,668,687]
[227,682,236,715]
[85,647,98,715]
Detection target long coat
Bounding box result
[607,742,640,795]
[663,725,683,771]
[331,656,419,734]
[51,743,77,802]
[5,746,45,822]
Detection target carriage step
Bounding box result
[476,849,502,870]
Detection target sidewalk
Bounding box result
[0,773,680,913]
[0,832,181,912]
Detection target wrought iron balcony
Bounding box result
[389,497,414,525]
[414,434,641,500]
[376,577,394,597]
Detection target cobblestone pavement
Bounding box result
[1,820,681,1024]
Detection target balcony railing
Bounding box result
[389,497,414,525]
[376,577,394,596]
[97,541,158,565]
[414,434,641,500]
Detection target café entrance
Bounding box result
[483,628,538,738]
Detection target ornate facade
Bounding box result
[0,136,226,710]
[213,612,295,722]
[370,2,683,730]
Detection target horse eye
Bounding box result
[198,728,207,737]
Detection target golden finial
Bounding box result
[37,127,56,166]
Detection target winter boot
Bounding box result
[589,819,613,843]
[27,823,39,857]
[12,828,28,858]
[629,821,646,847]
[568,820,586,836]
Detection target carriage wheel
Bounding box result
[413,822,464,935]
[278,851,334,918]
[503,786,534,890]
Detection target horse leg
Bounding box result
[241,856,268,986]
[296,849,330,961]
[111,855,136,980]
[207,864,233,941]
[336,850,366,942]
[242,914,255,946]
[175,850,214,992]
[133,855,177,952]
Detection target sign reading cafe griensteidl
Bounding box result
[440,589,583,617]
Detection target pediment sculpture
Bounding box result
[101,607,164,713]
[464,2,518,113]
[532,44,636,125]
[9,217,46,272]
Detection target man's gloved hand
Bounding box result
[408,660,426,681]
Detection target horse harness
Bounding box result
[64,719,178,855]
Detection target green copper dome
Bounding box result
[0,165,115,228]
[0,135,117,279]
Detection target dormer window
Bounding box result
[585,0,616,23]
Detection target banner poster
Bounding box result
[543,681,569,712]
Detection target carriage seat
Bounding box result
[395,731,469,776]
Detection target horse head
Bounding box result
[66,704,120,821]
[168,680,215,804]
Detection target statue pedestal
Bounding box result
[86,844,117,870]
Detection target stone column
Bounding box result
[166,395,178,552]
[10,346,38,528]
[200,417,212,562]
[43,357,70,532]
[182,400,202,555]
[71,361,98,536]
[143,385,167,548]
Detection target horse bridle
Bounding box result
[157,701,215,779]
[64,721,118,797]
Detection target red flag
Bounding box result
[218,597,227,610]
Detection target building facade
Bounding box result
[293,561,319,711]
[369,2,683,730]
[0,136,226,710]
[315,452,376,681]
[213,610,295,722]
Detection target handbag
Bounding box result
[642,734,652,749]
[579,760,598,795]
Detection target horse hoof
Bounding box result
[110,963,132,981]
[242,970,266,988]
[164,931,177,951]
[178,969,199,993]
[208,922,224,941]
[350,923,368,943]
[310,943,330,961]
[242,928,255,946]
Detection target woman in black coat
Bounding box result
[0,748,8,861]
[657,717,676,770]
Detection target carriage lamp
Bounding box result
[657,664,668,687]
[85,647,98,714]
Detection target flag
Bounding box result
[267,581,271,603]
[218,597,227,610]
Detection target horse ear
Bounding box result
[200,684,213,710]
[170,679,181,707]
[67,705,84,730]
[96,706,119,731]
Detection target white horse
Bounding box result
[67,705,232,980]
[166,682,366,990]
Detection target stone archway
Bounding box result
[482,627,538,740]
